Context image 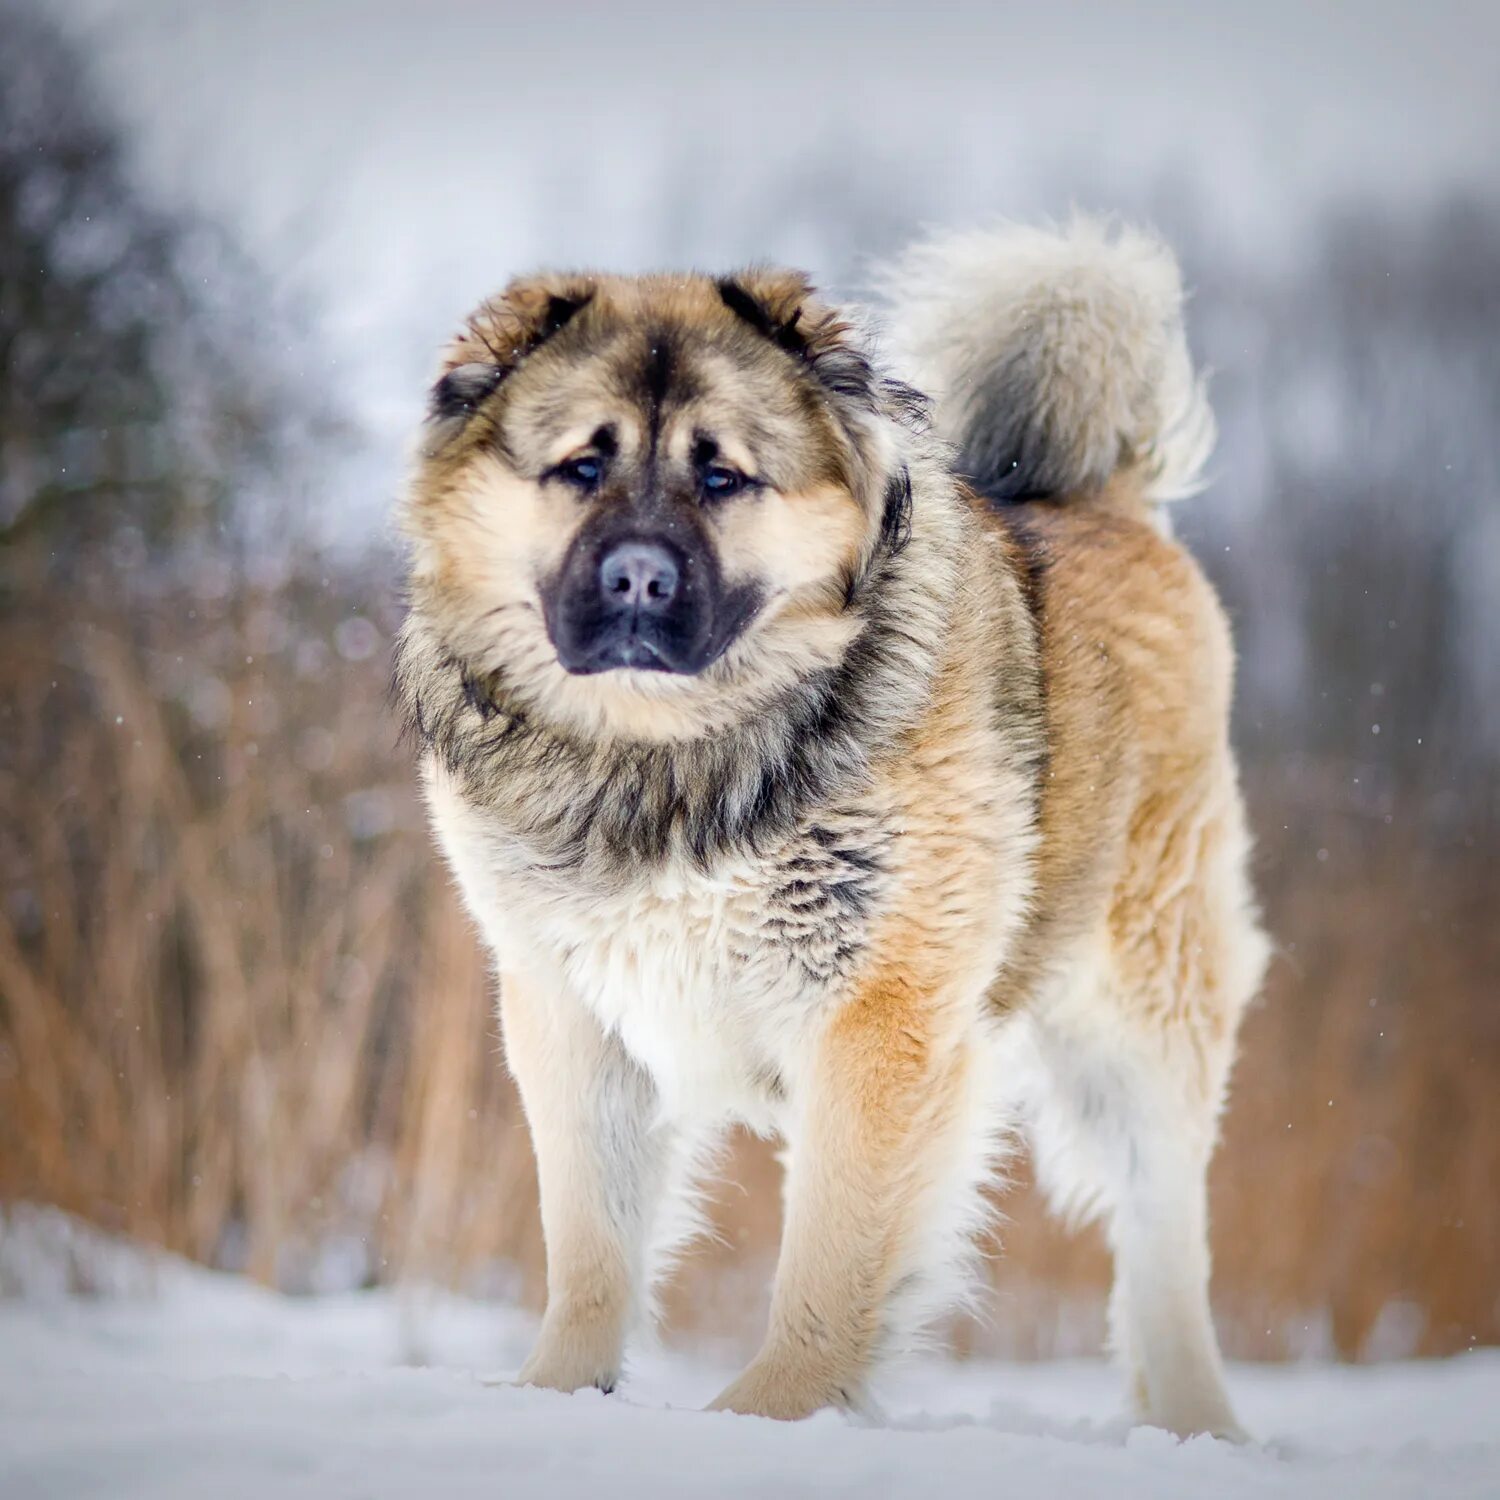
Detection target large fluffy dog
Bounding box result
[393,219,1268,1438]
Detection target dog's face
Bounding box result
[404,271,904,741]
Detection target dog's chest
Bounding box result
[430,770,885,1127]
[549,870,808,1127]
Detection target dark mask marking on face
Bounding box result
[641,332,674,469]
[539,504,762,678]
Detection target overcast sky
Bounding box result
[45,0,1500,529]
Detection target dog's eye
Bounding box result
[554,455,604,491]
[701,465,746,501]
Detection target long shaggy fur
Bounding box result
[395,222,1266,1439]
[881,216,1216,503]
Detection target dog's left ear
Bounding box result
[716,268,816,355]
[717,267,875,406]
[428,274,596,427]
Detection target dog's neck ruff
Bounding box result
[394,541,944,877]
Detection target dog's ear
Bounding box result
[716,267,875,407]
[716,267,816,355]
[428,274,596,427]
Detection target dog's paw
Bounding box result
[1203,1420,1254,1446]
[1140,1409,1252,1445]
[514,1319,621,1396]
[707,1359,851,1422]
[514,1354,618,1396]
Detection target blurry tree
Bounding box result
[0,1,325,585]
[1179,197,1500,802]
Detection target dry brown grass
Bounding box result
[1,578,1494,1359]
[0,579,530,1293]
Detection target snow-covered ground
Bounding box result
[2,1212,1496,1500]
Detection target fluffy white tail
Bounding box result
[881,217,1214,504]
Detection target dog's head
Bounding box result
[403,271,914,741]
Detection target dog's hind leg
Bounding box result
[1019,761,1267,1440]
[1021,995,1246,1441]
[500,970,713,1395]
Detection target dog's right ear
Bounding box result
[427,273,596,431]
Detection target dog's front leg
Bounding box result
[709,975,973,1420]
[501,970,673,1396]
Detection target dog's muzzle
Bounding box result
[542,523,757,676]
[592,539,682,667]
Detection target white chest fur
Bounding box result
[426,766,854,1131]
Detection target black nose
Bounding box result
[599,540,681,611]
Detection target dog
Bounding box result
[393,217,1268,1438]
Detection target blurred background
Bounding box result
[1,0,1496,1362]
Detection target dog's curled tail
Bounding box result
[882,216,1213,506]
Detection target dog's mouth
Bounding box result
[551,609,756,678]
[561,628,673,676]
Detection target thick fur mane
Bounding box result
[392,425,959,876]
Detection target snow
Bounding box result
[2,1212,1497,1499]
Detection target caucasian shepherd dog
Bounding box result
[393,219,1269,1438]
